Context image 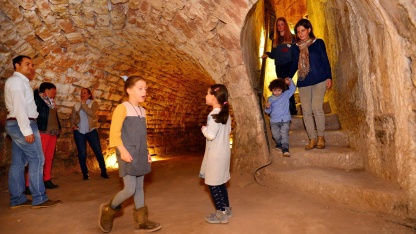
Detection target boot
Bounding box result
[44,180,59,189]
[316,136,325,149]
[99,201,121,233]
[133,206,161,233]
[101,172,110,179]
[305,138,317,150]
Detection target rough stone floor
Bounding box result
[0,153,414,234]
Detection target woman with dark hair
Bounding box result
[262,17,297,115]
[290,18,332,150]
[71,88,109,180]
[33,82,60,189]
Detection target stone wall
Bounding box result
[273,0,307,27]
[307,0,416,217]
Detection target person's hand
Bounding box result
[261,54,268,59]
[72,125,79,131]
[147,152,152,163]
[326,79,332,89]
[201,126,206,132]
[265,103,271,109]
[121,152,133,162]
[284,78,291,85]
[25,134,34,144]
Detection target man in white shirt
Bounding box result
[5,55,62,209]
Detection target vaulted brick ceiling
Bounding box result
[0,0,215,112]
[0,0,262,160]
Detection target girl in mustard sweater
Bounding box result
[99,77,161,233]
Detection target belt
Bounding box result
[7,117,37,121]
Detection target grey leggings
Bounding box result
[111,175,144,209]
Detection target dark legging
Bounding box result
[208,183,230,211]
[73,129,107,176]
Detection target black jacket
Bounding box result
[34,89,61,132]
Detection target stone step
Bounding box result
[271,146,363,171]
[259,165,408,218]
[290,114,341,131]
[289,130,350,147]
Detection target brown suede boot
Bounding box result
[305,138,317,150]
[133,206,161,233]
[98,201,121,233]
[316,136,325,149]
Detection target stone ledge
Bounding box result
[259,165,409,219]
[271,146,363,171]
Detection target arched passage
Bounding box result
[0,0,269,182]
[0,0,415,219]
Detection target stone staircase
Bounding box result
[258,95,409,219]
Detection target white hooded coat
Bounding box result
[199,108,231,186]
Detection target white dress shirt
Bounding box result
[5,72,39,136]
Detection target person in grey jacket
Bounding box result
[70,88,109,180]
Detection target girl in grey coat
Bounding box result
[200,84,232,224]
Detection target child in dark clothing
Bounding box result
[264,78,296,156]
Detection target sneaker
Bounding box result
[275,143,282,150]
[224,206,232,218]
[44,180,59,189]
[282,148,291,157]
[32,200,62,209]
[10,199,32,209]
[205,210,229,224]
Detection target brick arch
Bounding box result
[0,0,269,175]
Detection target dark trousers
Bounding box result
[73,129,107,176]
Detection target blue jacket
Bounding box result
[265,35,296,65]
[290,39,332,87]
[264,79,296,123]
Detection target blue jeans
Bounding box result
[73,129,107,176]
[270,121,290,149]
[6,120,48,206]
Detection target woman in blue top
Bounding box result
[262,17,297,115]
[290,19,332,150]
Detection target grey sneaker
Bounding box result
[205,210,229,224]
[224,206,232,218]
[32,200,62,209]
[282,148,290,157]
[10,199,32,209]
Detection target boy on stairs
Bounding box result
[265,78,296,156]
